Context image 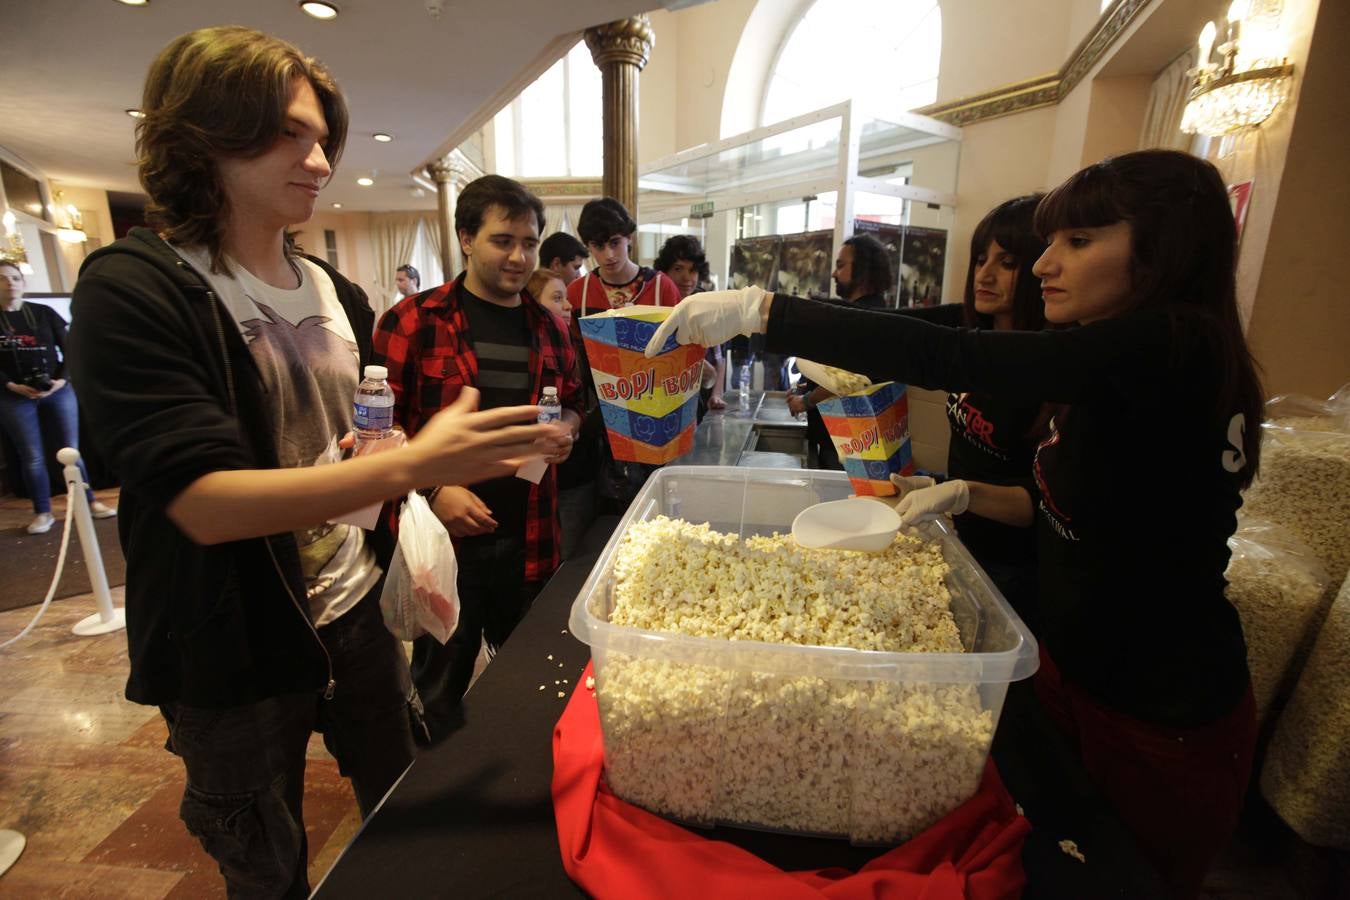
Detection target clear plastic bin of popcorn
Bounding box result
[568,466,1038,846]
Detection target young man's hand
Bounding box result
[540,422,574,465]
[407,387,554,487]
[431,485,498,537]
[6,382,43,399]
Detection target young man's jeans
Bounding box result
[411,531,542,744]
[160,584,419,899]
[0,384,94,513]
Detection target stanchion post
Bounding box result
[56,448,125,636]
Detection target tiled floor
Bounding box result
[0,490,1344,898]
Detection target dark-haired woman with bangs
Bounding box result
[647,150,1264,897]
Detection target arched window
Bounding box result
[760,0,941,127]
[492,41,602,178]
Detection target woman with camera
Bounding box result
[1,261,115,533]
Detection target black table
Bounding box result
[314,520,1164,899]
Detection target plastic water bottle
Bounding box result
[537,386,562,424]
[739,356,753,410]
[353,364,395,449]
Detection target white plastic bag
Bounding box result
[380,491,460,644]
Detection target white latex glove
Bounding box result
[890,475,969,528]
[644,286,767,358]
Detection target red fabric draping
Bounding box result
[552,663,1029,899]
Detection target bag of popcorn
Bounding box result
[1224,517,1331,725]
[817,381,915,496]
[579,307,706,464]
[1242,383,1350,587]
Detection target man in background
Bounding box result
[789,233,894,466]
[539,232,586,286]
[375,175,582,743]
[395,263,420,297]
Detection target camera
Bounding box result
[23,371,53,392]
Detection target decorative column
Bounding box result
[584,16,654,222]
[426,157,463,277]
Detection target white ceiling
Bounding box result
[0,0,658,212]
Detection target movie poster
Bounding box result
[776,230,833,300]
[898,225,946,307]
[729,235,782,291]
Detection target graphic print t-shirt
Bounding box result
[174,246,380,627]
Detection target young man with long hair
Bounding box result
[70,27,554,896]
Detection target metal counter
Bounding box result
[668,390,807,468]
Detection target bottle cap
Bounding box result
[542,386,558,397]
[364,365,388,381]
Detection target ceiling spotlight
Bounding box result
[373,133,393,143]
[331,202,344,209]
[356,177,374,186]
[115,0,150,6]
[125,109,146,119]
[299,1,339,20]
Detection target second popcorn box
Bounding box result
[578,307,705,465]
[817,381,915,496]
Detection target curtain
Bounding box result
[1139,48,1198,151]
[419,214,443,279]
[543,203,587,240]
[369,212,422,318]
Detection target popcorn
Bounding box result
[1225,521,1332,723]
[1242,417,1350,588]
[1262,568,1350,849]
[594,516,994,843]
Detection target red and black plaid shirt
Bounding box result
[373,273,584,582]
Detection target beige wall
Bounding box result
[936,0,1071,103]
[639,9,680,164]
[1241,0,1347,398]
[293,210,383,307]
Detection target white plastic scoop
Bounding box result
[791,497,902,552]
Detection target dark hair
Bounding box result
[1035,149,1265,485]
[842,233,892,298]
[962,194,1047,331]
[396,264,420,287]
[654,235,710,281]
[577,198,635,247]
[539,232,586,267]
[137,26,348,275]
[455,175,545,238]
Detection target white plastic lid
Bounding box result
[364,365,389,381]
[542,386,559,397]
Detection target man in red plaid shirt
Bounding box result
[374,175,583,743]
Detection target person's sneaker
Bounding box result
[89,501,118,520]
[26,513,55,535]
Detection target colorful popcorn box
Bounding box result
[578,307,706,465]
[817,381,914,496]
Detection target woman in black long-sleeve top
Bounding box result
[647,151,1264,898]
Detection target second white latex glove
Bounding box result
[890,476,970,528]
[644,286,767,358]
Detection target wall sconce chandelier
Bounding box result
[1,210,28,267]
[50,192,88,245]
[1182,0,1294,136]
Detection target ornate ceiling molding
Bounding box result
[915,0,1152,127]
[520,178,604,200]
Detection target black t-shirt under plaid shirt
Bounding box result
[462,289,531,537]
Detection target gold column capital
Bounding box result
[584,15,655,72]
[426,156,472,185]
